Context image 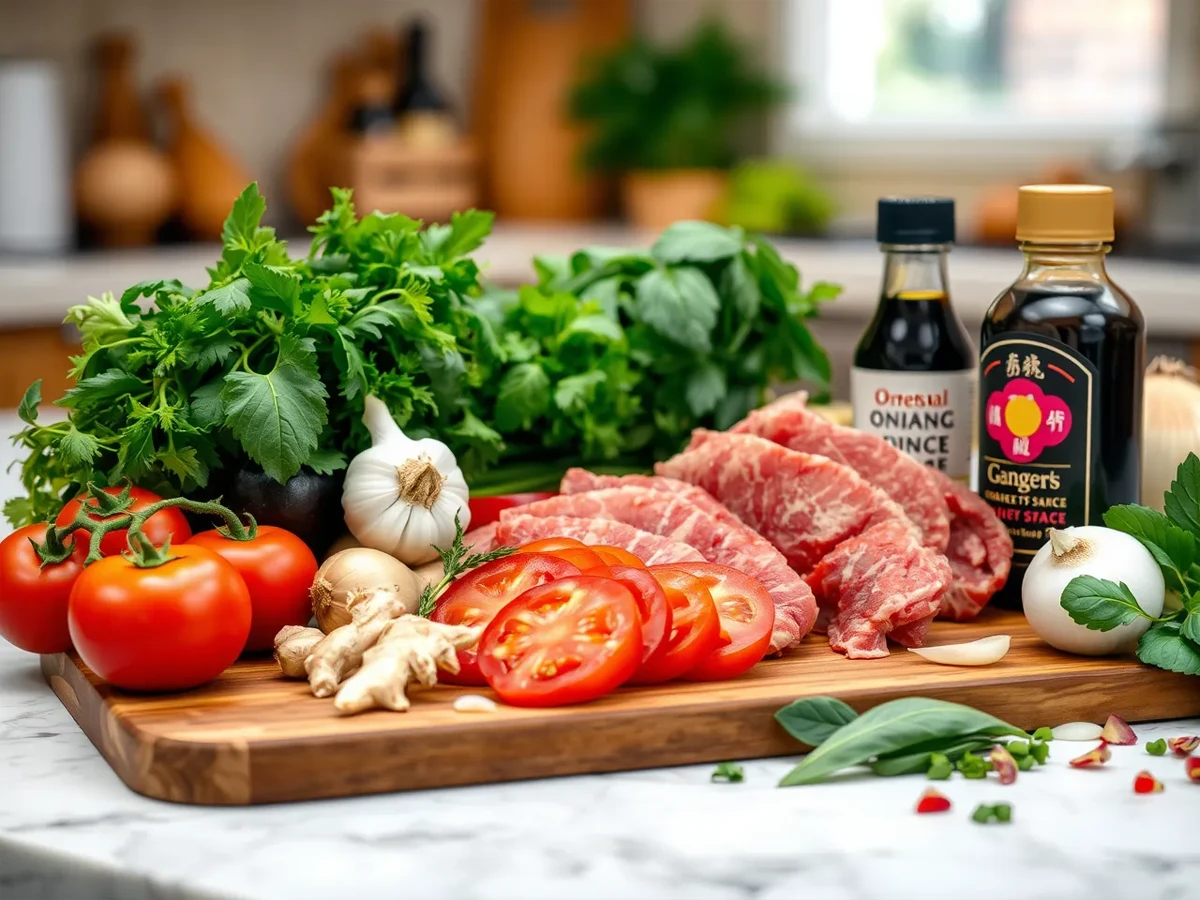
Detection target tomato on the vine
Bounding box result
[57,486,192,558]
[188,526,318,653]
[627,566,720,684]
[68,544,251,692]
[478,575,643,707]
[431,552,580,685]
[671,563,775,681]
[0,525,87,654]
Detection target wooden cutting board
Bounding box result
[42,611,1200,806]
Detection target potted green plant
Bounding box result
[569,21,786,230]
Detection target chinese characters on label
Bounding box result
[1006,352,1044,379]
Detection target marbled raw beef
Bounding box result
[496,514,703,565]
[509,486,817,649]
[929,469,1014,621]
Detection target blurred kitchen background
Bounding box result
[0,0,1197,407]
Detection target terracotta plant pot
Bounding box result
[621,169,728,231]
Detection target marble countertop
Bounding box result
[3,412,1200,900]
[2,225,1200,335]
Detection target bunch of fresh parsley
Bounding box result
[8,185,499,525]
[465,221,839,493]
[7,190,837,523]
[1061,452,1200,675]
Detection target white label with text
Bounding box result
[850,367,976,480]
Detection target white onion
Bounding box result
[1023,527,1164,656]
[1051,721,1105,741]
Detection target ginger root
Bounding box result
[305,587,412,697]
[333,615,482,715]
[274,625,324,678]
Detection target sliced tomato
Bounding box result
[589,565,671,665]
[469,493,557,528]
[431,552,579,685]
[590,545,647,568]
[478,576,642,707]
[517,538,607,574]
[670,563,775,681]
[627,566,721,684]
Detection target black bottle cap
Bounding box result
[877,197,955,245]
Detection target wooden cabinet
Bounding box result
[0,326,79,407]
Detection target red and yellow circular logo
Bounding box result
[984,378,1071,463]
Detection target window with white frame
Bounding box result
[785,0,1169,139]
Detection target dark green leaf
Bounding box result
[533,254,571,286]
[17,381,41,425]
[220,334,328,483]
[59,368,144,409]
[193,336,238,374]
[333,330,367,401]
[117,418,156,478]
[774,696,859,746]
[685,362,727,417]
[190,381,225,429]
[580,277,624,318]
[158,445,204,482]
[1182,613,1200,646]
[1164,453,1200,539]
[195,278,251,315]
[1104,504,1196,591]
[495,363,551,432]
[1137,620,1200,675]
[634,266,719,352]
[721,253,760,319]
[57,425,101,468]
[222,183,266,249]
[554,371,606,414]
[778,697,1025,786]
[305,448,347,475]
[1060,576,1150,632]
[711,762,745,783]
[427,209,494,262]
[244,263,301,316]
[651,221,742,264]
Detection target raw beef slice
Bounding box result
[508,486,817,649]
[929,469,1013,621]
[805,521,951,659]
[732,392,951,551]
[656,431,915,573]
[496,515,704,565]
[561,469,743,526]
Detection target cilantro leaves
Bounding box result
[1061,452,1200,677]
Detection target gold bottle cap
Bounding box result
[1015,184,1114,243]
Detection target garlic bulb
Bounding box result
[341,395,471,565]
[1143,356,1200,511]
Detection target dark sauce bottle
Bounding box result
[978,185,1144,608]
[853,198,975,480]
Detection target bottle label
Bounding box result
[850,367,976,480]
[977,334,1098,570]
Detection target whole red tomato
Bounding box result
[0,524,87,654]
[188,525,318,652]
[68,544,251,692]
[57,486,192,558]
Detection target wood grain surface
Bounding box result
[42,611,1200,806]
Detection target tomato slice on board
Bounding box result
[468,493,557,529]
[585,565,671,665]
[669,562,776,681]
[627,566,721,685]
[590,545,647,568]
[431,552,580,685]
[517,539,607,574]
[478,576,643,707]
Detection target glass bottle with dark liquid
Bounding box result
[978,185,1145,608]
[853,197,975,480]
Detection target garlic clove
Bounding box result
[453,694,498,713]
[907,635,1011,666]
[1051,721,1105,741]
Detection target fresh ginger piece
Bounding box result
[274,625,324,678]
[305,588,410,697]
[334,615,482,715]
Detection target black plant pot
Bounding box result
[189,467,345,559]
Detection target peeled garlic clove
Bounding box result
[1101,714,1137,745]
[907,635,1011,666]
[1053,721,1105,741]
[453,694,498,713]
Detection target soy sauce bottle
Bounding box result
[853,197,975,480]
[978,185,1144,607]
